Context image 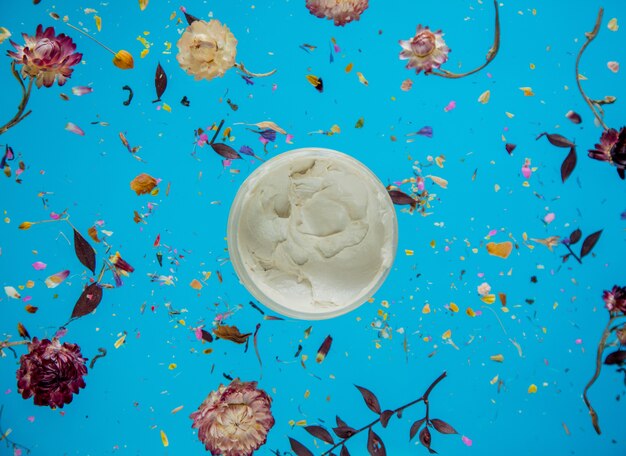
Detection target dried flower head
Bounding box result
[7,25,82,88]
[399,25,450,74]
[190,379,275,456]
[16,337,87,408]
[588,127,626,179]
[176,19,237,81]
[113,50,134,70]
[305,0,369,26]
[477,282,491,296]
[603,285,626,313]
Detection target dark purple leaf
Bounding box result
[201,329,213,343]
[562,253,571,263]
[569,228,582,245]
[604,351,626,365]
[333,425,356,439]
[71,283,103,318]
[355,385,382,414]
[536,132,575,148]
[388,190,415,206]
[340,445,351,456]
[367,428,386,456]
[336,416,348,427]
[259,129,277,141]
[74,229,96,274]
[288,437,313,456]
[560,147,577,183]
[505,143,516,155]
[153,62,167,103]
[380,410,394,428]
[580,230,602,258]
[183,10,200,25]
[409,418,426,440]
[304,425,334,444]
[430,418,458,434]
[180,96,190,107]
[419,427,436,453]
[566,110,582,124]
[211,143,242,160]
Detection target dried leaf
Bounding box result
[560,147,577,183]
[24,305,38,314]
[74,229,96,274]
[304,425,334,444]
[505,143,516,155]
[569,228,582,245]
[213,325,251,344]
[367,428,386,456]
[183,9,200,25]
[153,62,167,103]
[289,437,314,456]
[419,427,433,452]
[388,189,415,206]
[604,350,626,365]
[306,74,323,92]
[431,418,458,434]
[580,230,602,258]
[130,173,158,195]
[201,329,213,343]
[87,226,101,243]
[486,241,513,259]
[340,445,351,456]
[409,418,426,440]
[17,322,30,339]
[211,143,242,160]
[380,410,394,428]
[71,283,103,318]
[536,132,575,148]
[355,385,382,414]
[316,335,333,363]
[333,419,356,439]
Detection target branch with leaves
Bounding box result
[289,372,458,455]
[582,285,626,434]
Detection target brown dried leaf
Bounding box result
[17,322,30,339]
[388,189,415,206]
[288,437,314,456]
[561,147,577,183]
[431,418,458,434]
[304,425,334,444]
[536,132,575,148]
[569,228,582,245]
[153,62,167,102]
[580,230,602,258]
[87,226,101,243]
[74,229,96,274]
[409,418,426,440]
[130,173,158,195]
[71,283,103,318]
[213,325,251,344]
[380,410,394,428]
[355,385,381,414]
[367,428,386,456]
[211,143,242,160]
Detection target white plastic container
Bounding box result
[227,148,398,320]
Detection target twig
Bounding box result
[0,339,29,358]
[234,62,277,78]
[320,372,447,456]
[0,405,32,454]
[574,8,608,130]
[210,119,225,145]
[563,243,583,264]
[583,314,626,434]
[0,62,34,136]
[430,0,500,79]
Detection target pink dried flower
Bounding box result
[477,282,491,296]
[603,286,626,313]
[588,127,626,179]
[7,25,82,88]
[305,0,369,26]
[190,379,275,456]
[399,25,450,74]
[16,337,87,408]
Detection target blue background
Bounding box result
[1,0,625,455]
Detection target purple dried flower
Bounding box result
[588,127,626,179]
[603,286,626,313]
[16,337,87,408]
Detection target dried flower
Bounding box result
[16,337,87,408]
[190,379,275,456]
[130,173,158,195]
[305,0,369,26]
[109,251,135,273]
[113,50,134,70]
[603,285,626,313]
[18,221,32,230]
[477,282,491,296]
[7,25,82,88]
[176,20,237,81]
[588,127,626,179]
[399,25,450,74]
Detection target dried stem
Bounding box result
[430,0,500,79]
[563,243,583,264]
[0,405,31,454]
[234,62,277,79]
[575,8,608,131]
[65,23,116,55]
[0,339,29,358]
[321,372,447,456]
[583,314,626,434]
[0,63,34,136]
[210,119,225,145]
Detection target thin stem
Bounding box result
[575,8,608,131]
[430,0,500,79]
[321,372,446,456]
[0,63,34,136]
[234,62,277,78]
[582,314,626,434]
[564,243,583,264]
[66,23,116,55]
[210,119,225,145]
[0,405,32,454]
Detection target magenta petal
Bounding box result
[32,261,47,271]
[71,86,93,96]
[65,122,85,136]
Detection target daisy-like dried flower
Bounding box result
[588,127,626,179]
[176,19,237,81]
[305,0,369,26]
[190,379,275,456]
[16,337,87,408]
[7,25,82,88]
[399,25,450,74]
[603,285,626,313]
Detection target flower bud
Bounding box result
[18,221,32,230]
[113,50,134,70]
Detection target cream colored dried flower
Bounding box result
[176,19,237,81]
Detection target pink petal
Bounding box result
[50,212,60,220]
[444,100,456,112]
[54,327,68,339]
[14,448,22,456]
[462,435,473,446]
[32,261,47,270]
[27,416,35,422]
[575,338,583,345]
[285,134,294,144]
[607,61,619,73]
[71,86,93,96]
[195,327,203,341]
[65,122,85,136]
[488,229,498,237]
[522,165,532,179]
[544,212,555,224]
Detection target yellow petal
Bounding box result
[528,384,538,394]
[481,294,496,304]
[357,72,369,86]
[160,430,169,447]
[490,354,504,363]
[466,307,476,317]
[478,89,491,104]
[168,363,177,370]
[94,16,102,32]
[442,329,452,339]
[449,302,459,313]
[422,303,431,314]
[519,87,534,96]
[171,405,184,414]
[345,63,353,73]
[426,175,448,189]
[404,249,414,256]
[190,279,203,290]
[486,241,513,259]
[140,48,150,58]
[0,27,11,45]
[114,334,126,349]
[608,18,619,31]
[139,0,149,11]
